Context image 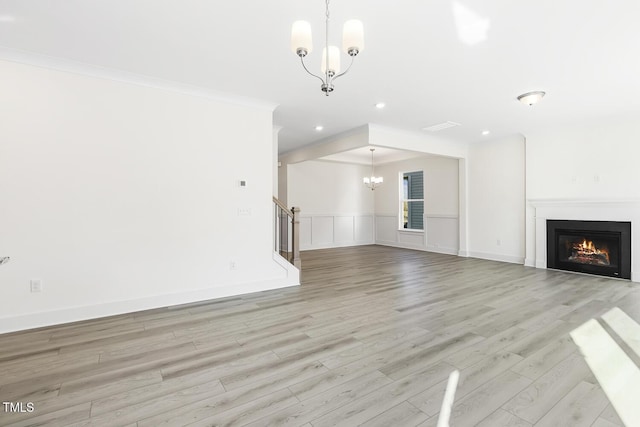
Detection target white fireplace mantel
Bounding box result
[526,198,640,282]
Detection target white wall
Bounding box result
[0,60,297,333]
[526,118,640,200]
[278,163,288,206]
[524,118,640,280]
[287,160,375,250]
[273,126,282,198]
[468,135,526,264]
[375,156,460,254]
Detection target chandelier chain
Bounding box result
[325,0,330,92]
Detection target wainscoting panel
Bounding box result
[426,215,459,255]
[376,214,459,255]
[311,216,334,246]
[398,231,424,247]
[375,215,398,243]
[300,214,375,250]
[299,217,312,248]
[334,216,354,243]
[355,216,374,243]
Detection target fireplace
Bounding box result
[547,220,631,279]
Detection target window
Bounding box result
[401,171,424,230]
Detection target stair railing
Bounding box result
[273,197,301,269]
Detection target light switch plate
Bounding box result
[30,279,42,293]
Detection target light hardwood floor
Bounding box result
[1,245,638,427]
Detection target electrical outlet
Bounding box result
[496,239,501,246]
[238,208,251,216]
[229,261,236,270]
[30,279,42,293]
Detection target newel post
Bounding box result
[291,206,301,269]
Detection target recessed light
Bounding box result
[517,91,546,106]
[482,130,490,136]
[375,102,386,109]
[315,125,324,131]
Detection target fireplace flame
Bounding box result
[571,239,610,265]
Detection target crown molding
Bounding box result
[527,198,640,207]
[0,46,278,111]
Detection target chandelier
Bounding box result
[290,0,364,95]
[363,148,383,190]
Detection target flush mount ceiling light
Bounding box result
[315,125,324,131]
[517,91,546,106]
[291,0,364,96]
[482,130,490,136]
[363,148,383,190]
[375,102,386,109]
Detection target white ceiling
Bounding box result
[1,1,640,154]
[320,146,429,166]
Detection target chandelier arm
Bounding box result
[332,55,355,81]
[300,56,327,85]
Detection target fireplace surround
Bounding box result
[547,220,631,279]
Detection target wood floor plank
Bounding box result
[0,245,636,426]
[137,361,326,426]
[243,370,393,427]
[598,404,625,426]
[444,325,530,369]
[318,326,430,369]
[71,380,226,427]
[408,351,524,416]
[0,371,162,425]
[592,418,623,427]
[379,331,484,380]
[533,381,609,427]
[183,388,299,427]
[570,318,640,427]
[502,352,594,424]
[363,401,430,427]
[287,363,389,402]
[504,320,574,358]
[309,361,454,427]
[476,408,532,426]
[3,402,91,427]
[509,336,578,380]
[601,306,640,358]
[444,370,532,427]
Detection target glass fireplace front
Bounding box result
[547,220,631,279]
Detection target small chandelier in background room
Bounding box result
[363,148,383,190]
[291,0,364,95]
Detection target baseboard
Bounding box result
[375,240,425,251]
[524,258,536,267]
[426,245,459,256]
[376,241,460,256]
[536,259,546,269]
[458,250,469,257]
[0,267,299,335]
[468,251,525,265]
[301,241,374,251]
